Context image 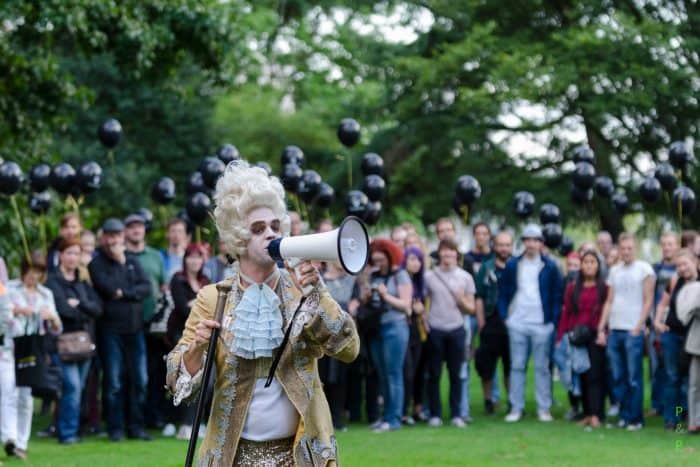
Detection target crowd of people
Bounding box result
[0,208,699,460]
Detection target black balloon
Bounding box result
[455,175,481,205]
[0,161,24,195]
[186,171,207,196]
[298,170,322,203]
[542,223,563,249]
[315,183,335,208]
[558,236,574,256]
[513,191,535,219]
[217,144,241,164]
[186,192,212,225]
[78,161,103,193]
[151,177,176,205]
[29,164,51,193]
[255,161,272,176]
[29,191,51,214]
[572,145,595,165]
[594,176,615,198]
[612,193,630,214]
[280,163,303,193]
[281,146,305,167]
[363,201,382,226]
[345,190,369,218]
[669,141,692,169]
[573,162,596,189]
[98,118,122,149]
[539,203,561,224]
[50,163,76,195]
[337,118,361,148]
[639,177,661,204]
[361,153,384,176]
[176,209,195,234]
[363,174,386,202]
[571,184,593,204]
[136,207,154,231]
[199,157,225,189]
[654,162,677,191]
[672,186,696,216]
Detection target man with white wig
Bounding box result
[166,161,359,466]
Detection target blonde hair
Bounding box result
[213,160,290,258]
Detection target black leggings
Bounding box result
[581,342,607,419]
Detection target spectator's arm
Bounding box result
[635,275,655,335]
[46,278,82,322]
[78,283,103,320]
[122,261,152,301]
[88,260,121,299]
[551,264,564,325]
[497,263,513,321]
[597,285,614,334]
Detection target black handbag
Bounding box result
[356,304,382,337]
[14,315,63,398]
[568,324,594,347]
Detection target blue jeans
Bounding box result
[459,316,474,418]
[98,329,148,434]
[58,358,91,441]
[648,329,666,413]
[661,332,688,425]
[369,320,409,429]
[507,321,553,414]
[607,330,644,424]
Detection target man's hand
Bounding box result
[286,260,320,291]
[595,330,607,346]
[67,298,80,308]
[109,243,126,264]
[13,305,34,317]
[630,323,644,337]
[412,299,425,315]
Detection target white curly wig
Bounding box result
[213,160,290,258]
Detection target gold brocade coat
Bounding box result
[165,267,360,467]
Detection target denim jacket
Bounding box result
[553,334,590,396]
[497,253,563,325]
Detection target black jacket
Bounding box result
[88,247,151,334]
[45,270,103,339]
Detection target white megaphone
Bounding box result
[267,216,369,280]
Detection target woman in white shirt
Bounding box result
[2,252,62,460]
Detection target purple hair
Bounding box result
[402,247,425,301]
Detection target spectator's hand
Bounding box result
[654,321,669,334]
[412,299,425,315]
[595,330,607,346]
[39,306,53,321]
[109,243,126,264]
[348,298,360,317]
[114,288,124,299]
[630,323,643,337]
[477,314,485,331]
[67,298,80,308]
[13,306,34,317]
[187,299,196,308]
[360,286,371,303]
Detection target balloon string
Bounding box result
[109,149,115,168]
[347,153,352,190]
[463,204,470,225]
[293,193,302,219]
[10,195,32,265]
[196,226,202,244]
[678,193,683,227]
[39,214,47,255]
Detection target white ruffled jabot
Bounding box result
[229,271,284,360]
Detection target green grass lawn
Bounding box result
[9,364,700,466]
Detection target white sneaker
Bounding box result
[372,422,392,433]
[175,424,192,441]
[451,417,466,428]
[607,404,620,418]
[505,411,522,423]
[626,423,643,432]
[368,419,383,430]
[428,417,443,427]
[162,423,176,437]
[538,411,554,422]
[617,419,627,429]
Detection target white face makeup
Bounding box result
[244,207,282,267]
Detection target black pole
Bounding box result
[185,282,232,467]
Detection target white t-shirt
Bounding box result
[607,260,655,330]
[508,256,544,325]
[241,378,299,441]
[425,267,475,332]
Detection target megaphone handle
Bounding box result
[286,257,315,296]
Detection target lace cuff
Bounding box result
[173,357,205,406]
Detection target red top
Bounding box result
[556,282,607,343]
